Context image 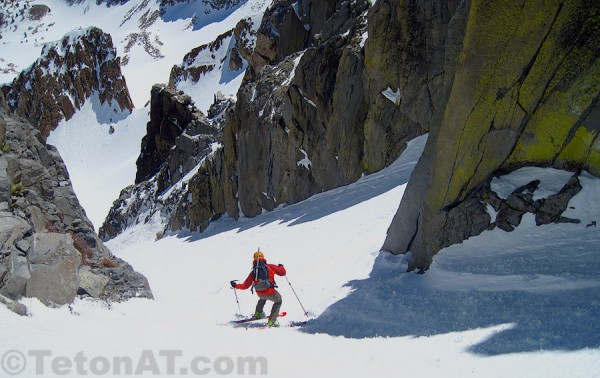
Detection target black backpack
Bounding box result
[251,260,275,292]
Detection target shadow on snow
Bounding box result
[160,0,248,31]
[302,230,600,356]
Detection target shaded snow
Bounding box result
[308,166,600,358]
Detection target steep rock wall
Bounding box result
[100,85,223,239]
[383,0,600,270]
[2,27,133,138]
[0,91,151,308]
[105,0,468,236]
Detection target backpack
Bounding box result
[251,260,275,292]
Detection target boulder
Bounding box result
[27,205,48,232]
[25,233,82,306]
[78,268,110,298]
[0,294,28,316]
[0,252,30,300]
[0,156,9,203]
[0,213,30,250]
[437,198,491,250]
[495,193,535,232]
[536,175,583,225]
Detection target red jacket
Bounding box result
[235,259,286,295]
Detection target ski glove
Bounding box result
[230,280,237,288]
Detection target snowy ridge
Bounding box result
[0,0,271,108]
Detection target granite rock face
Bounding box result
[0,90,152,310]
[100,85,223,239]
[383,0,600,270]
[103,0,452,237]
[1,27,133,138]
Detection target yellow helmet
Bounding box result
[253,251,265,260]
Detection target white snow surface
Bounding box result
[2,134,600,377]
[47,96,148,229]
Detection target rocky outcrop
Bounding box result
[66,0,131,6]
[383,0,600,270]
[0,92,152,311]
[28,4,52,21]
[220,0,447,219]
[1,27,133,138]
[168,16,258,95]
[135,85,219,185]
[104,0,447,237]
[100,85,223,239]
[169,29,236,86]
[159,0,244,10]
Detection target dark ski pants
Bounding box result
[255,290,282,322]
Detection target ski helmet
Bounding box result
[253,251,264,260]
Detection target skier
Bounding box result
[231,251,286,327]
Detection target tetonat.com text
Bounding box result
[1,350,268,376]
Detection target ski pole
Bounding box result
[231,280,242,315]
[284,275,309,317]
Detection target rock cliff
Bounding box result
[105,0,598,256]
[1,27,133,138]
[0,91,151,313]
[382,0,600,270]
[99,85,223,239]
[104,0,444,236]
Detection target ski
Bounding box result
[254,319,309,330]
[288,320,308,327]
[232,312,287,324]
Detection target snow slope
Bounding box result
[2,135,599,378]
[46,97,149,229]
